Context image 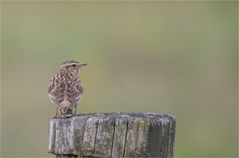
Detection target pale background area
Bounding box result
[1,1,238,157]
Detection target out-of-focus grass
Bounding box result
[1,1,238,157]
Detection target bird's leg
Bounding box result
[54,107,59,117]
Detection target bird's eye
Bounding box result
[72,64,76,67]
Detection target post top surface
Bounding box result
[51,112,176,122]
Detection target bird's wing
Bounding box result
[67,78,83,105]
[48,75,55,93]
[76,82,84,94]
[48,74,64,103]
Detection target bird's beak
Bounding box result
[79,63,87,68]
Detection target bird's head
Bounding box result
[60,60,87,74]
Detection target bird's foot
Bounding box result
[52,115,60,119]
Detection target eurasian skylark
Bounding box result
[48,60,87,117]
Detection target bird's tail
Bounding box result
[61,106,69,114]
[61,99,70,114]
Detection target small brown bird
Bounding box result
[48,60,87,117]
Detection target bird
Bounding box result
[48,60,87,117]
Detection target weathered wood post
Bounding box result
[48,112,176,158]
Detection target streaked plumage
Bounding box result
[48,60,87,117]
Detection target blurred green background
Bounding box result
[1,1,238,157]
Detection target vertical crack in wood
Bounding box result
[71,118,77,156]
[135,119,140,157]
[93,117,99,154]
[79,116,87,157]
[168,119,176,157]
[82,118,87,153]
[161,119,170,158]
[111,118,128,158]
[61,119,64,156]
[110,119,116,158]
[167,120,171,157]
[71,116,87,156]
[122,120,129,158]
[124,117,148,157]
[48,119,56,154]
[53,120,56,153]
[82,116,99,156]
[146,119,160,157]
[165,120,170,158]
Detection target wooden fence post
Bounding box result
[48,112,176,158]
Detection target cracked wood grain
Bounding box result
[48,112,176,158]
